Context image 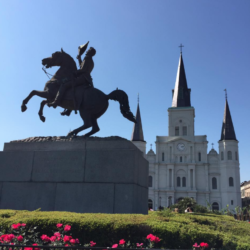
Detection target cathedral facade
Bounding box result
[131,52,241,211]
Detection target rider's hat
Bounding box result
[78,41,89,57]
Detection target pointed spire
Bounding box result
[172,52,191,107]
[131,95,144,141]
[220,92,237,141]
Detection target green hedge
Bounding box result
[0,210,250,249]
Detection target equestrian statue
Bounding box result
[21,42,136,137]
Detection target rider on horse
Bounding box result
[48,42,95,109]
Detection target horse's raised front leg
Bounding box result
[21,90,49,112]
[38,100,48,122]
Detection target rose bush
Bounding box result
[0,223,161,249]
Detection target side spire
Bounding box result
[220,91,237,141]
[172,49,191,107]
[131,94,144,141]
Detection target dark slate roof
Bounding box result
[220,99,237,141]
[131,103,144,141]
[172,53,191,107]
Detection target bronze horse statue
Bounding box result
[21,49,136,137]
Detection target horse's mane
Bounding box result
[61,50,77,71]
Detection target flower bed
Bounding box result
[0,222,161,249]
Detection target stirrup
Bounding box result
[48,101,58,108]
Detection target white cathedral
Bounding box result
[131,52,241,211]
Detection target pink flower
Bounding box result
[76,238,80,244]
[50,236,57,242]
[17,235,23,242]
[147,234,160,243]
[7,234,15,242]
[90,241,96,247]
[70,239,76,244]
[54,232,61,237]
[41,234,50,242]
[193,243,200,248]
[24,248,32,250]
[11,224,20,230]
[57,223,63,228]
[146,234,154,240]
[136,243,143,247]
[63,235,72,242]
[153,236,160,243]
[112,244,118,248]
[33,243,39,250]
[119,239,126,245]
[21,223,26,227]
[200,242,209,248]
[64,225,71,231]
[65,244,69,247]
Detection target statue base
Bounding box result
[0,136,148,214]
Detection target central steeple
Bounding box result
[220,96,237,141]
[172,52,191,107]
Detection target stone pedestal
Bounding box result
[0,136,148,214]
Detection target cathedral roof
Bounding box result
[172,53,191,107]
[208,148,218,155]
[147,149,156,156]
[220,98,237,141]
[131,103,144,142]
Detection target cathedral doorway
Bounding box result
[148,199,153,210]
[168,196,172,207]
[212,202,219,211]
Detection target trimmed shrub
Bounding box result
[0,210,250,249]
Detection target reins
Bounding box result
[42,67,53,79]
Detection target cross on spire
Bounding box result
[224,89,227,100]
[150,144,152,150]
[179,43,184,53]
[212,143,214,149]
[138,93,139,103]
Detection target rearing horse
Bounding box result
[21,49,136,137]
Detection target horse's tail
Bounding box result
[108,89,137,123]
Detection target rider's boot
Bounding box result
[61,109,72,116]
[48,85,66,108]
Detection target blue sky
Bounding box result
[1,1,250,180]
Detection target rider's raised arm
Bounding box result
[76,55,82,69]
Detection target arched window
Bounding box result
[148,199,153,210]
[198,152,201,161]
[148,176,153,187]
[227,151,232,160]
[177,177,181,187]
[175,126,179,136]
[229,177,234,187]
[212,202,219,211]
[180,156,182,162]
[162,152,164,161]
[212,177,217,189]
[182,177,186,187]
[221,152,224,160]
[235,151,238,161]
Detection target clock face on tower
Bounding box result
[177,143,185,151]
